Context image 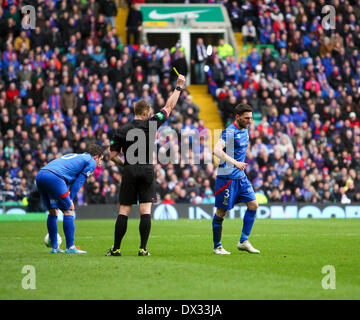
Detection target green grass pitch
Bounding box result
[0,218,359,300]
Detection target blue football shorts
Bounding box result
[36,169,72,211]
[214,176,256,210]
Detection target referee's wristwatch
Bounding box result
[175,86,182,92]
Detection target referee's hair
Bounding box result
[234,103,253,116]
[86,144,105,157]
[134,99,151,115]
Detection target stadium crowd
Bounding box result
[0,0,360,210]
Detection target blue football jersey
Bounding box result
[217,121,249,179]
[41,153,96,185]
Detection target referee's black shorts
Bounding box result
[119,164,156,205]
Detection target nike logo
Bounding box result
[148,9,209,20]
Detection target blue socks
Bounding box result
[212,214,224,249]
[240,209,257,243]
[63,215,75,249]
[47,215,58,249]
[47,214,76,249]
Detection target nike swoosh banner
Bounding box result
[140,6,225,22]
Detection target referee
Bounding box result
[106,74,186,256]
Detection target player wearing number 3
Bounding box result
[212,104,260,255]
[36,145,104,253]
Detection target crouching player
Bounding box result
[212,104,260,255]
[36,144,104,253]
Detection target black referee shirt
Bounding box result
[110,109,168,166]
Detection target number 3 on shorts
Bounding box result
[223,188,230,205]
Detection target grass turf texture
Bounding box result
[0,218,359,300]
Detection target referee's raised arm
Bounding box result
[162,74,186,117]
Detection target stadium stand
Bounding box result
[0,0,360,211]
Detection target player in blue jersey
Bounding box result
[212,103,260,255]
[36,145,104,253]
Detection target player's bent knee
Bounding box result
[216,208,227,218]
[247,200,259,211]
[63,210,74,216]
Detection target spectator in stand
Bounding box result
[100,0,118,29]
[242,20,257,44]
[86,83,102,113]
[105,183,119,204]
[192,37,208,84]
[172,50,188,79]
[126,3,143,45]
[87,182,106,204]
[176,189,189,203]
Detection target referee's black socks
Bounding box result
[139,214,151,250]
[114,214,128,250]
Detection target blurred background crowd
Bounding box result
[0,0,360,211]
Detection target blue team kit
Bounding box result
[215,121,256,210]
[36,153,96,211]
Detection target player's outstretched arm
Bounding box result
[162,74,186,116]
[214,139,247,171]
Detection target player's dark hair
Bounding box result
[86,144,104,157]
[234,103,253,116]
[134,99,151,115]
